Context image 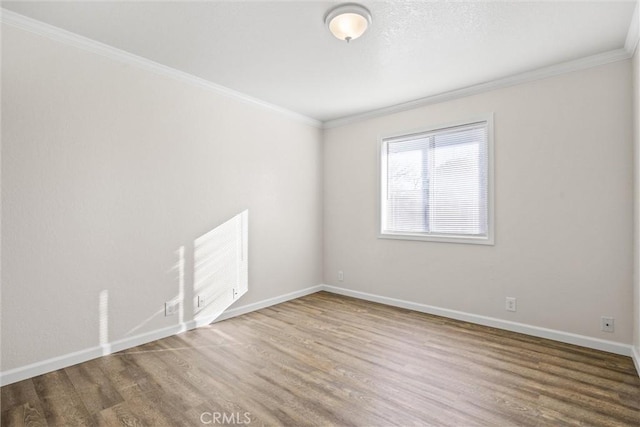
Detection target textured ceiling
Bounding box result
[2,1,637,122]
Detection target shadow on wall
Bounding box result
[97,210,249,353]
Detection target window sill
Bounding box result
[378,232,494,246]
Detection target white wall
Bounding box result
[324,60,634,344]
[2,11,637,384]
[1,24,323,373]
[634,44,640,360]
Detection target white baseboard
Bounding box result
[0,345,103,387]
[632,345,640,376]
[321,285,633,357]
[215,285,324,322]
[0,321,197,387]
[1,283,636,385]
[0,285,322,386]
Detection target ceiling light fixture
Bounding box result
[324,3,372,43]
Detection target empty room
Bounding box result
[2,0,640,426]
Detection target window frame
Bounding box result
[378,114,495,245]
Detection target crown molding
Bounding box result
[625,1,639,55]
[323,0,640,129]
[2,6,636,132]
[323,47,633,129]
[0,9,322,129]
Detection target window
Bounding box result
[379,115,493,244]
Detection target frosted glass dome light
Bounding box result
[325,4,372,43]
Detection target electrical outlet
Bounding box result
[505,297,517,312]
[165,301,178,316]
[601,316,614,333]
[338,270,344,281]
[197,295,206,308]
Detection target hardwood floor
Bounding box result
[2,291,639,426]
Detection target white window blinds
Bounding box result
[380,119,492,244]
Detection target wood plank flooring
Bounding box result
[2,291,639,426]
